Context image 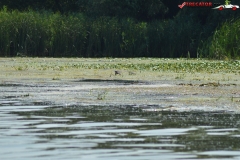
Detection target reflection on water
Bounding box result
[1,102,240,159]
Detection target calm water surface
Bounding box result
[1,101,240,160]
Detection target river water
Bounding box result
[1,102,240,160]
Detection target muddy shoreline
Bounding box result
[0,58,239,112]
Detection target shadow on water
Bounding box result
[1,103,240,159]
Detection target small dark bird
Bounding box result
[115,70,122,75]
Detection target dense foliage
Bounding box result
[0,0,239,59]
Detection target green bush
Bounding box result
[198,18,240,60]
[209,19,240,60]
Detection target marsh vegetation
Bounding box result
[0,2,239,59]
[4,58,239,74]
[0,58,239,109]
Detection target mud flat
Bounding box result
[0,58,239,112]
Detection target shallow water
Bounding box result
[1,80,239,113]
[1,102,240,160]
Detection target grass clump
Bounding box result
[13,65,28,71]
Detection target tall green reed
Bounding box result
[209,19,240,60]
[47,13,87,57]
[1,7,231,59]
[0,8,88,57]
[120,19,148,57]
[0,8,49,56]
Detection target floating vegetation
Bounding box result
[9,58,240,74]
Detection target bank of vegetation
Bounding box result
[0,0,239,59]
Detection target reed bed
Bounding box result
[0,7,239,59]
[204,19,240,60]
[198,18,240,60]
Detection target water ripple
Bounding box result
[1,103,240,159]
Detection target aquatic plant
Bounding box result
[12,58,239,75]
